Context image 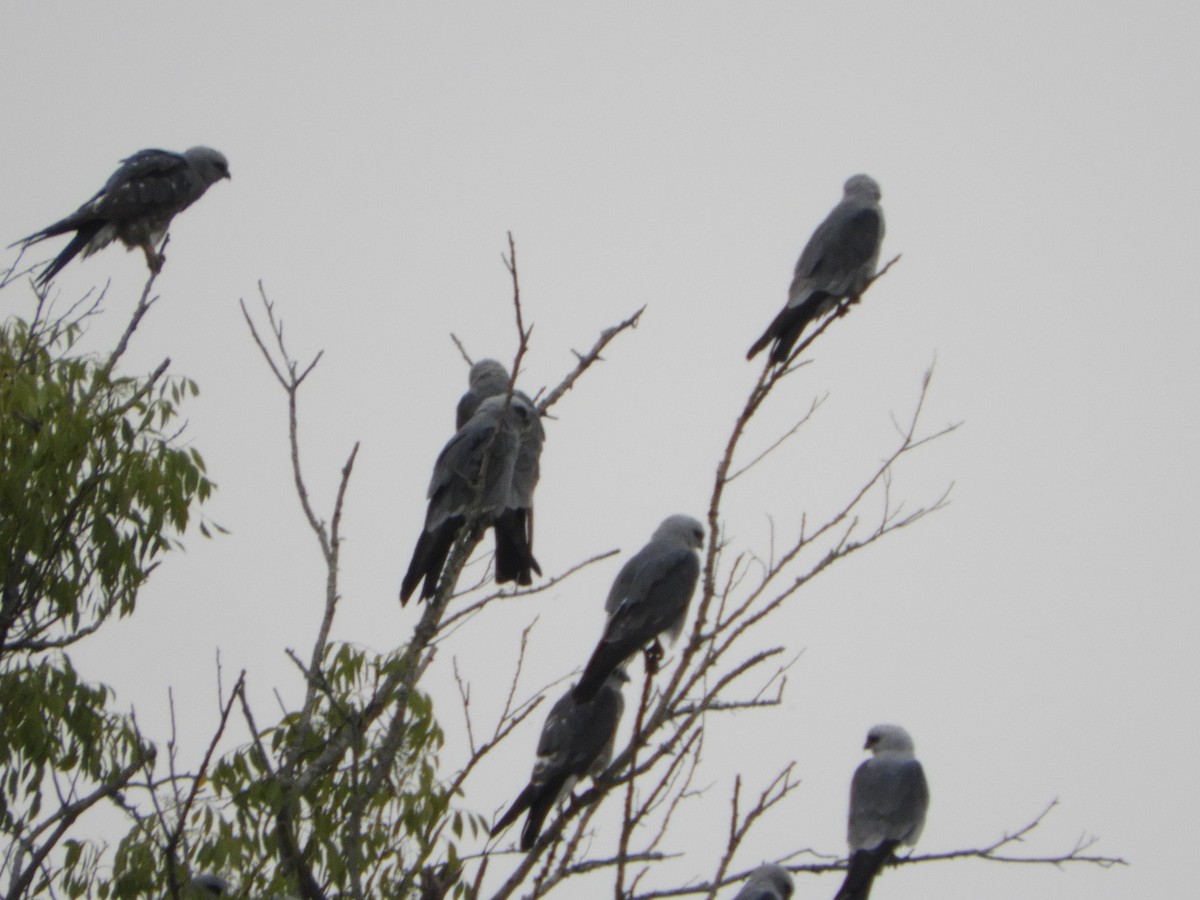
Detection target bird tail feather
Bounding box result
[399,519,460,605]
[491,783,538,836]
[833,842,898,900]
[573,641,627,703]
[493,508,540,585]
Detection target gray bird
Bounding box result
[183,874,230,897]
[747,174,884,364]
[730,864,794,900]
[573,515,704,703]
[400,394,539,604]
[834,724,929,900]
[455,359,513,428]
[455,359,545,586]
[491,669,627,851]
[14,147,231,286]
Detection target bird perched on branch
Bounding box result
[834,724,929,900]
[573,515,703,703]
[747,174,884,364]
[454,359,545,586]
[491,669,626,851]
[400,392,540,604]
[13,146,231,286]
[730,864,794,900]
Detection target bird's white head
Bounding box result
[864,723,915,755]
[843,173,881,202]
[185,146,232,184]
[653,515,705,550]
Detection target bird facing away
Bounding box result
[834,724,930,900]
[572,515,704,703]
[730,864,794,900]
[491,669,627,851]
[747,174,884,364]
[14,146,231,287]
[400,393,540,604]
[454,359,545,586]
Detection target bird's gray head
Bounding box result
[607,666,632,685]
[653,514,704,550]
[864,723,915,755]
[469,358,510,389]
[747,864,794,898]
[186,874,231,896]
[843,173,881,202]
[184,146,231,185]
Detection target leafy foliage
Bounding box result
[0,299,213,898]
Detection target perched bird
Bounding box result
[454,359,545,586]
[400,394,539,604]
[491,669,627,851]
[834,724,929,900]
[730,864,794,900]
[183,874,230,896]
[573,515,704,703]
[747,174,884,364]
[13,146,231,286]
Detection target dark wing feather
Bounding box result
[800,207,882,284]
[574,548,699,701]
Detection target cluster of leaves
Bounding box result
[0,297,214,898]
[105,643,465,899]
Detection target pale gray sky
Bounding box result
[3,3,1197,898]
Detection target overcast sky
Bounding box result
[2,3,1197,898]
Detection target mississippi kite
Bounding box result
[184,874,230,897]
[400,394,539,604]
[573,515,704,703]
[834,724,929,900]
[491,669,627,851]
[730,864,794,900]
[14,147,231,286]
[747,174,884,364]
[455,359,545,586]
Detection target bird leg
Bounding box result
[139,241,164,274]
[643,639,664,674]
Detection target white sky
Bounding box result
[2,3,1197,898]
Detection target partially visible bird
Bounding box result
[747,174,884,364]
[400,393,539,604]
[454,359,545,586]
[834,724,929,900]
[729,864,794,900]
[13,146,231,286]
[573,515,704,703]
[455,359,513,428]
[491,669,627,851]
[183,874,230,896]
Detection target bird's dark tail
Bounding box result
[491,781,560,852]
[30,222,103,288]
[746,293,829,363]
[519,791,557,852]
[833,842,898,900]
[573,640,628,703]
[493,508,540,585]
[491,783,537,837]
[399,518,461,605]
